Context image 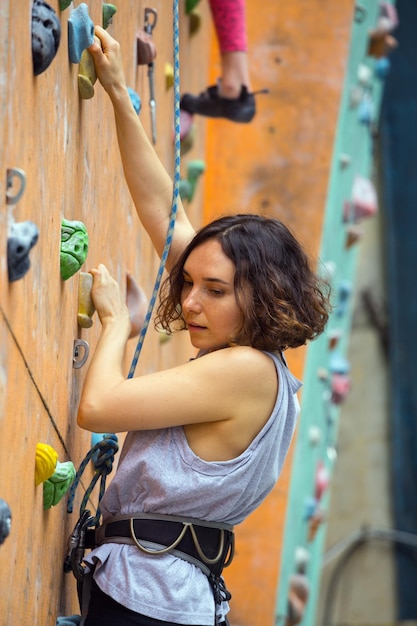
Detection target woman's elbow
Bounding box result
[77,399,100,431]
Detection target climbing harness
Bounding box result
[76,512,234,625]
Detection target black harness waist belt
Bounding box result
[91,513,235,579]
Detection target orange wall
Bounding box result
[202,2,354,624]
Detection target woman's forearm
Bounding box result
[110,88,176,258]
[89,27,195,268]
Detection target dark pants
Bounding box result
[83,579,205,626]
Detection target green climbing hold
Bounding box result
[43,461,76,510]
[185,0,201,14]
[179,160,205,203]
[60,218,89,281]
[103,4,117,30]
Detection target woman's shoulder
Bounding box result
[195,346,278,390]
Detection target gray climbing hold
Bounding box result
[0,499,11,545]
[7,221,40,282]
[32,0,61,76]
[68,3,95,64]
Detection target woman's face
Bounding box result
[180,239,244,351]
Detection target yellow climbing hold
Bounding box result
[78,271,95,328]
[78,38,99,99]
[165,62,174,90]
[35,443,58,486]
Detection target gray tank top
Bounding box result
[85,351,301,625]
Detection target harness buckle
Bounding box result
[64,509,95,580]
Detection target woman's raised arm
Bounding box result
[88,26,195,271]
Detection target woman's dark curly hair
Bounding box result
[155,214,331,352]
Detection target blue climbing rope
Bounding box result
[67,434,119,525]
[67,1,181,525]
[127,0,181,379]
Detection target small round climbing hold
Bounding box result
[35,443,58,486]
[32,0,61,76]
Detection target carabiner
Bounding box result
[144,8,157,34]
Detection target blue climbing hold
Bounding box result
[128,87,142,114]
[68,3,95,64]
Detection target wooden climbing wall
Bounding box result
[202,1,355,624]
[0,1,210,622]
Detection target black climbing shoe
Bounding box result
[180,85,267,123]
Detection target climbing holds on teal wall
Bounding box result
[35,443,59,486]
[0,499,11,546]
[68,3,95,64]
[344,175,378,222]
[334,280,352,317]
[32,0,61,76]
[103,4,117,30]
[287,572,310,626]
[7,221,40,282]
[43,461,76,510]
[357,92,374,125]
[345,223,364,248]
[78,272,95,328]
[179,160,205,202]
[60,218,89,281]
[328,351,350,375]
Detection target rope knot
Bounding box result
[92,434,119,475]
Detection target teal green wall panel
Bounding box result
[275,2,388,624]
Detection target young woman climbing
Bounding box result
[78,26,330,626]
[180,0,267,122]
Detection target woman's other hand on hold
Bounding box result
[90,264,131,334]
[88,26,127,100]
